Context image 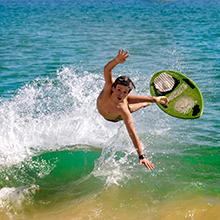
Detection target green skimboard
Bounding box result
[150,70,204,119]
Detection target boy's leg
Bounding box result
[127,94,153,113]
[128,102,151,113]
[127,94,154,104]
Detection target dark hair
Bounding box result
[112,76,135,93]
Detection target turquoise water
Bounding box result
[0,0,220,219]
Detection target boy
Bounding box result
[97,50,168,170]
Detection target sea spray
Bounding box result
[0,65,173,216]
[0,67,121,166]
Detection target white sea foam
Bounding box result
[0,185,39,215]
[0,67,121,166]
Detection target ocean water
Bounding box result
[0,0,220,219]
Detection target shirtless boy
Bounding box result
[97,50,168,170]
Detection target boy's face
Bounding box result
[112,84,130,102]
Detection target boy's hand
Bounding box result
[155,96,169,105]
[139,158,155,170]
[115,49,129,64]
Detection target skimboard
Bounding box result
[150,70,204,119]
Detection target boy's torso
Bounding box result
[97,90,127,122]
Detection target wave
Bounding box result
[0,146,102,214]
[0,65,177,214]
[0,145,101,187]
[0,66,219,220]
[0,67,124,166]
[0,65,172,165]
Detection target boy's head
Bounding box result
[112,76,135,93]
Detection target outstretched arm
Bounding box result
[121,108,155,170]
[104,49,129,86]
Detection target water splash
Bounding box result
[0,66,172,188]
[0,67,121,166]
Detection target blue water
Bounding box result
[0,0,220,219]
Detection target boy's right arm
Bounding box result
[120,107,155,171]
